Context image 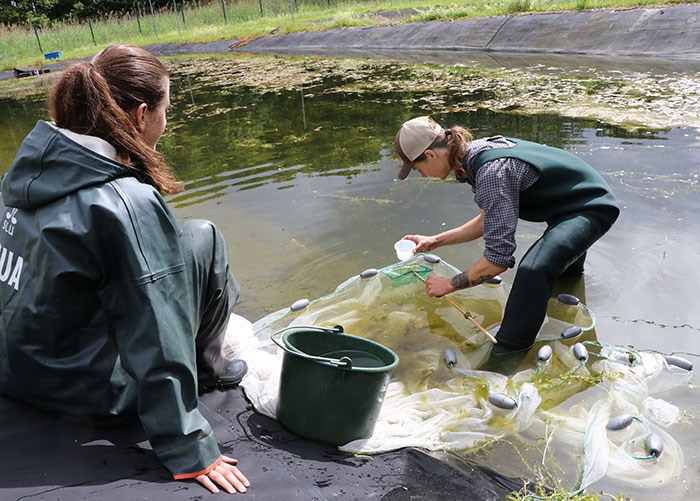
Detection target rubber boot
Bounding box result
[179,219,248,394]
[482,343,530,376]
[197,358,248,393]
[195,282,247,393]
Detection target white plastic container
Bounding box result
[394,239,417,261]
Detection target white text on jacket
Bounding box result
[0,244,23,290]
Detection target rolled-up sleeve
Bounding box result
[473,157,539,269]
[474,160,519,268]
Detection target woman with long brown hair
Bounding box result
[0,45,250,494]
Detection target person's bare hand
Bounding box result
[425,274,455,297]
[403,234,438,253]
[196,455,250,494]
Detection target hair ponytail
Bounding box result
[414,124,473,181]
[49,45,183,194]
[445,126,473,182]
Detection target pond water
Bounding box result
[1,53,699,499]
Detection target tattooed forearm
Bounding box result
[450,273,494,289]
[450,273,470,289]
[471,274,494,286]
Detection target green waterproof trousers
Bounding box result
[494,208,618,351]
[180,219,240,384]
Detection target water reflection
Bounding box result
[1,57,697,339]
[1,54,699,499]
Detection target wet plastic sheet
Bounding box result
[230,255,693,493]
[222,254,697,493]
[5,254,688,499]
[227,255,595,422]
[0,387,518,500]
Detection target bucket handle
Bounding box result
[270,325,353,369]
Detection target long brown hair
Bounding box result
[414,125,473,182]
[49,44,183,194]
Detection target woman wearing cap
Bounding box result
[0,45,250,494]
[394,116,619,352]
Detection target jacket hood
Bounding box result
[1,120,137,209]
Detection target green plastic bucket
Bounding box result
[271,325,399,446]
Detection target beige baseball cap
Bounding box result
[394,116,442,180]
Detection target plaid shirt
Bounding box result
[463,136,540,268]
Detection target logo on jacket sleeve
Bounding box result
[3,208,17,236]
[1,208,23,290]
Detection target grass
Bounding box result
[0,0,698,71]
[506,482,630,500]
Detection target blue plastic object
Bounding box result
[557,293,580,305]
[443,348,457,367]
[664,355,693,371]
[561,325,583,339]
[573,343,589,362]
[488,393,517,410]
[646,434,664,458]
[606,413,634,431]
[537,345,553,363]
[423,254,441,264]
[360,268,378,279]
[290,298,310,312]
[44,51,62,60]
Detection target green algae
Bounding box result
[164,54,700,130]
[4,52,699,132]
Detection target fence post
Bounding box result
[221,0,228,22]
[88,17,97,45]
[173,0,181,34]
[136,6,143,34]
[289,0,294,22]
[259,0,264,17]
[148,0,158,37]
[180,0,186,26]
[33,25,44,54]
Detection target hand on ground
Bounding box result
[196,455,250,494]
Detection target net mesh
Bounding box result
[223,254,696,498]
[381,261,434,286]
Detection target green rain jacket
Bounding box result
[0,121,221,479]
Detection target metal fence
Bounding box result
[24,0,342,59]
